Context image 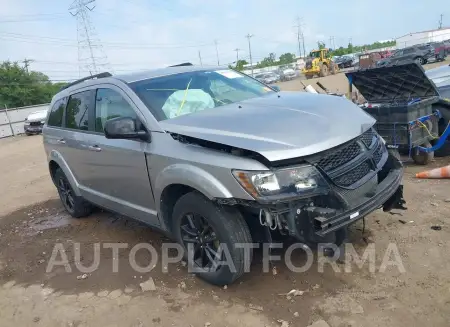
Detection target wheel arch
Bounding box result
[48,150,82,196]
[154,164,234,231]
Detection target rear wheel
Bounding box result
[54,168,93,218]
[172,191,252,286]
[414,57,424,65]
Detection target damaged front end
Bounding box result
[232,128,406,244]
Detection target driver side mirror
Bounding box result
[104,117,150,141]
[271,85,280,92]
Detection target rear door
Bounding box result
[81,85,159,226]
[58,90,95,189]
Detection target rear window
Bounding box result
[66,91,92,131]
[47,98,65,127]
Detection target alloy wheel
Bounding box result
[58,176,75,211]
[180,213,222,271]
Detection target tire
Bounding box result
[411,142,434,165]
[25,132,32,136]
[414,57,424,65]
[330,63,337,75]
[305,75,313,79]
[319,64,328,77]
[172,191,252,286]
[434,119,450,157]
[54,168,93,218]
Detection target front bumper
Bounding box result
[24,124,43,133]
[303,165,403,237]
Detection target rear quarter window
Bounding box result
[47,98,66,127]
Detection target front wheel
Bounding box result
[172,192,253,286]
[54,168,93,218]
[319,64,328,77]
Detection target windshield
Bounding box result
[130,69,274,121]
[309,51,321,58]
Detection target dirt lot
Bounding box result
[1,67,450,326]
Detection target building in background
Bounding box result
[396,28,450,48]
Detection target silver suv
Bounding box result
[43,66,406,285]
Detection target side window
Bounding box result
[47,98,65,127]
[66,91,92,130]
[404,48,414,54]
[95,88,137,133]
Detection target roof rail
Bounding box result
[60,72,112,91]
[168,62,193,67]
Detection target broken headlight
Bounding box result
[232,165,329,200]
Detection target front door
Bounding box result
[82,86,159,226]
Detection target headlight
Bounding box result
[41,120,45,124]
[232,165,329,200]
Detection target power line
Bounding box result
[69,0,112,76]
[245,34,254,76]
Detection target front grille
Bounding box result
[334,161,371,187]
[373,142,384,165]
[29,121,43,126]
[360,128,376,148]
[305,61,313,69]
[317,141,361,171]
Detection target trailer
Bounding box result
[346,63,450,165]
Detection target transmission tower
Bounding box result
[69,0,111,77]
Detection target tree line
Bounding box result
[232,40,397,71]
[0,61,66,108]
[329,40,396,57]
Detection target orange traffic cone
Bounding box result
[416,165,450,179]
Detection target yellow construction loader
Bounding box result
[302,48,338,79]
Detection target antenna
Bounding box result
[69,0,112,77]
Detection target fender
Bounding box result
[154,163,233,213]
[48,149,82,196]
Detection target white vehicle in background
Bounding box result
[24,109,48,135]
[279,68,296,81]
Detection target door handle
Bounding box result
[88,145,102,152]
[56,138,66,144]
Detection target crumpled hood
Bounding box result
[26,110,48,122]
[160,92,375,162]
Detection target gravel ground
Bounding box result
[1,64,450,326]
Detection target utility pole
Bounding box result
[438,14,443,29]
[294,16,306,57]
[234,48,242,64]
[349,37,352,45]
[214,40,220,65]
[22,58,34,73]
[245,34,254,76]
[198,50,203,67]
[69,0,111,76]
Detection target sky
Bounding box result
[0,0,449,81]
